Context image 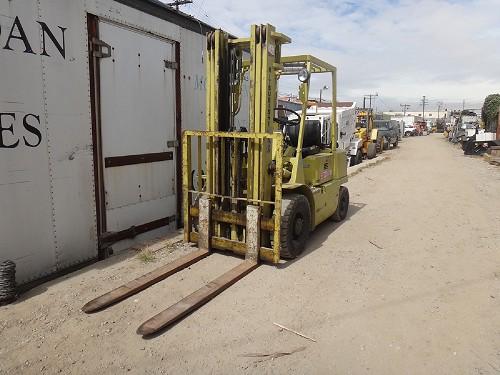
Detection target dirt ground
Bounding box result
[1,134,499,374]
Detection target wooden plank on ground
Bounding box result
[137,260,259,336]
[82,249,210,313]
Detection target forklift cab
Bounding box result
[274,57,347,189]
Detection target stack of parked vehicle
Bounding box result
[295,105,403,168]
[444,100,499,156]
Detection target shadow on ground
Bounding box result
[278,201,366,269]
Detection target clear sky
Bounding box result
[170,0,500,111]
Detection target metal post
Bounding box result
[245,205,261,262]
[198,197,212,252]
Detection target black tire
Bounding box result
[383,137,389,150]
[367,143,376,159]
[393,139,398,147]
[332,186,349,222]
[378,137,385,153]
[355,149,363,164]
[280,194,311,259]
[349,150,362,166]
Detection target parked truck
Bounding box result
[374,120,399,149]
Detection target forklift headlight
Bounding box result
[298,68,310,82]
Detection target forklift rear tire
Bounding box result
[367,143,376,159]
[280,194,311,259]
[332,186,349,222]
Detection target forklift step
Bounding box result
[82,249,210,313]
[137,260,259,336]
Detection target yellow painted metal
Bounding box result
[182,25,347,263]
[189,206,275,232]
[272,136,283,264]
[281,55,337,73]
[182,133,192,242]
[183,129,283,262]
[355,109,377,156]
[278,55,346,228]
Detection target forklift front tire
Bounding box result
[280,194,311,259]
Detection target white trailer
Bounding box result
[298,102,357,163]
[0,0,217,285]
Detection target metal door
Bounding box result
[98,20,177,244]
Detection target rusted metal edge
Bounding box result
[189,206,275,231]
[137,260,259,336]
[187,191,276,205]
[99,216,174,247]
[183,130,283,140]
[82,249,210,313]
[104,151,173,168]
[174,41,183,229]
[87,13,107,258]
[189,232,275,263]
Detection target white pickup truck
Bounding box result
[404,124,416,137]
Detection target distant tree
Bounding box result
[481,94,500,132]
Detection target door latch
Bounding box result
[92,37,112,58]
[164,60,179,70]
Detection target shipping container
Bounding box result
[0,0,218,284]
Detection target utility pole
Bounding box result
[421,95,429,120]
[364,93,378,109]
[167,0,193,10]
[462,99,465,111]
[319,85,328,104]
[400,104,410,117]
[437,101,443,119]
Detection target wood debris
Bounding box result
[273,322,317,342]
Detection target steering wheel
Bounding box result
[274,108,301,127]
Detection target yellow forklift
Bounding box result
[83,24,349,336]
[354,108,379,159]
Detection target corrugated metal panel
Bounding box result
[0,0,96,283]
[38,0,98,273]
[0,0,215,284]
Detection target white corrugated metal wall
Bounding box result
[0,0,212,284]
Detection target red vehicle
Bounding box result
[414,121,428,136]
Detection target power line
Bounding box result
[189,0,218,27]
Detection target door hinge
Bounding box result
[92,37,112,58]
[167,140,179,148]
[164,60,179,70]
